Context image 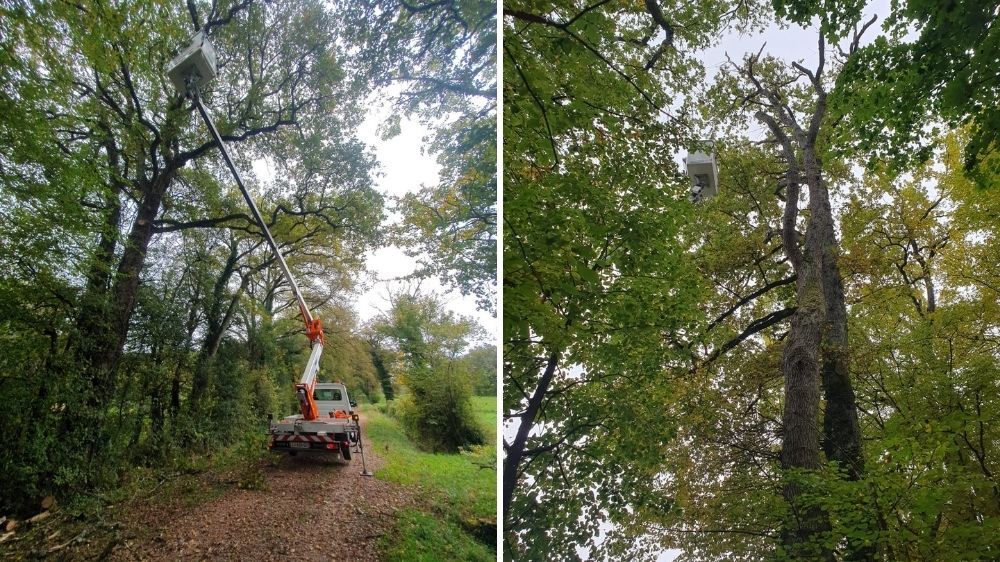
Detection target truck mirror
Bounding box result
[350,400,357,408]
[267,413,273,422]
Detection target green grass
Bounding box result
[383,509,494,562]
[471,395,497,443]
[362,398,496,560]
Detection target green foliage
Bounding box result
[382,509,495,562]
[396,115,497,312]
[503,0,1000,560]
[392,373,485,453]
[318,306,385,403]
[364,402,496,522]
[502,0,765,558]
[368,338,396,401]
[375,293,486,452]
[0,0,388,517]
[462,345,497,396]
[770,0,866,38]
[363,400,495,561]
[829,0,1000,182]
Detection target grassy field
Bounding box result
[363,394,497,561]
[471,395,497,442]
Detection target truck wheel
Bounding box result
[342,445,352,461]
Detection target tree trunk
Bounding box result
[188,243,248,415]
[170,276,203,421]
[779,201,829,557]
[818,203,864,480]
[756,73,869,556]
[504,349,560,519]
[812,160,872,561]
[775,145,838,559]
[89,170,175,403]
[67,168,176,461]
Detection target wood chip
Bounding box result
[27,511,50,524]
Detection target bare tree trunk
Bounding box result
[504,349,560,519]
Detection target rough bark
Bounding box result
[72,170,174,397]
[746,32,870,558]
[818,201,864,480]
[778,161,831,557]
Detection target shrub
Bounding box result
[396,364,485,453]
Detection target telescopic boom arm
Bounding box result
[191,93,325,421]
[169,32,324,421]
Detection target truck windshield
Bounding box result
[313,388,343,401]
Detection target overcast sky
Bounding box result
[354,95,496,343]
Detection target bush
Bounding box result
[394,365,485,453]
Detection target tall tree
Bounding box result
[503,0,761,557]
[715,31,870,555]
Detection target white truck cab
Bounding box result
[313,383,356,417]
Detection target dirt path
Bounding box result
[114,420,415,561]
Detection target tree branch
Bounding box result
[705,306,797,364]
[706,275,797,333]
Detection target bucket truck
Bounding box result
[167,31,372,473]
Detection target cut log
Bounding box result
[0,531,14,543]
[41,496,55,510]
[27,511,50,524]
[3,519,17,532]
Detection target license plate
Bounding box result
[290,441,310,449]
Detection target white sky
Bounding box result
[354,94,496,342]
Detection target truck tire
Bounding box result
[342,445,352,461]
